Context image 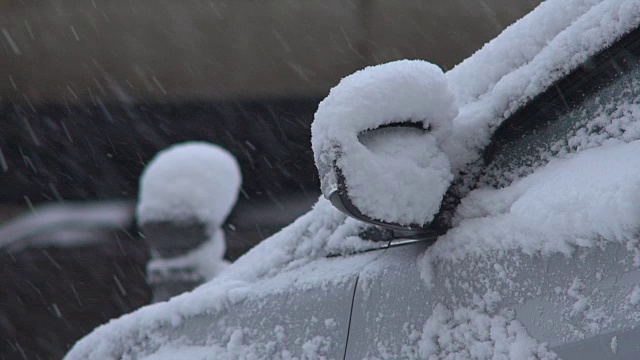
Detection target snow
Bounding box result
[446,0,600,107]
[211,197,379,283]
[482,64,640,188]
[420,140,640,269]
[567,279,590,317]
[137,142,242,227]
[418,304,557,360]
[611,336,618,354]
[311,59,457,226]
[628,286,640,305]
[412,139,640,357]
[443,0,640,173]
[324,318,337,329]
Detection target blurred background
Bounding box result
[0,0,540,358]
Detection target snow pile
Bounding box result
[137,142,241,227]
[443,0,640,172]
[447,0,599,107]
[312,60,457,226]
[418,304,557,360]
[421,139,640,267]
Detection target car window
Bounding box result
[483,26,640,186]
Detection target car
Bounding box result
[65,0,640,358]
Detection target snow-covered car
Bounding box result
[65,0,640,359]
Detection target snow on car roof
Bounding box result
[64,0,640,358]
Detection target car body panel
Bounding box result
[114,251,382,359]
[346,240,640,359]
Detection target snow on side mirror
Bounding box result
[312,60,457,233]
[137,141,241,302]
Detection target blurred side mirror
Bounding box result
[136,142,241,302]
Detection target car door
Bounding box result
[65,226,388,359]
[148,253,372,360]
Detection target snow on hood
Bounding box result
[137,142,242,227]
[311,60,457,226]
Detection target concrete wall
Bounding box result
[1,0,541,104]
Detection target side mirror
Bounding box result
[312,60,457,238]
[137,142,241,302]
[328,124,445,238]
